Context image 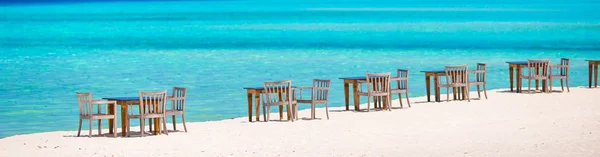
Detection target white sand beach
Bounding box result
[1,88,599,157]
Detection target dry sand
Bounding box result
[1,87,600,157]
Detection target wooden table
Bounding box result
[587,60,600,88]
[339,76,400,111]
[421,70,469,102]
[244,87,292,122]
[103,97,160,137]
[507,61,547,93]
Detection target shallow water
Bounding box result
[1,0,599,138]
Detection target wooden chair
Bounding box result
[126,90,168,137]
[520,60,550,93]
[438,65,470,102]
[357,73,391,111]
[549,58,570,92]
[166,87,188,132]
[296,79,331,120]
[262,80,296,122]
[469,63,488,99]
[390,69,410,108]
[76,92,117,138]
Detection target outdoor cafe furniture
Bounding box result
[356,73,392,112]
[389,69,410,108]
[261,80,296,122]
[296,79,331,120]
[437,65,471,102]
[588,60,600,88]
[244,86,292,122]
[165,87,188,132]
[520,60,550,93]
[549,58,570,92]
[76,92,117,138]
[469,63,488,99]
[125,90,169,137]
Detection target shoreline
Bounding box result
[1,87,600,156]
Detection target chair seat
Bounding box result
[438,83,468,87]
[390,88,407,94]
[357,91,389,96]
[296,99,327,104]
[549,75,567,79]
[264,100,297,106]
[521,75,549,80]
[469,81,485,85]
[81,113,116,119]
[166,109,184,115]
[127,113,165,119]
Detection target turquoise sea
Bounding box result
[1,0,599,138]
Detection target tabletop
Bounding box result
[243,86,298,90]
[505,61,528,65]
[585,60,600,62]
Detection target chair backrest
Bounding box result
[76,92,93,116]
[474,63,487,82]
[366,73,391,93]
[171,87,187,111]
[526,59,550,77]
[139,90,168,115]
[396,69,409,90]
[559,58,570,76]
[444,65,469,85]
[263,80,293,104]
[312,79,331,101]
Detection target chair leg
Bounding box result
[549,79,553,93]
[162,117,168,135]
[560,79,564,92]
[387,96,392,111]
[126,119,130,137]
[311,103,316,119]
[262,105,267,122]
[140,118,145,137]
[113,118,117,138]
[398,93,403,108]
[566,78,570,92]
[528,79,532,93]
[325,102,330,120]
[148,118,153,132]
[366,96,371,112]
[77,119,82,137]
[295,104,299,120]
[288,104,294,122]
[476,85,481,99]
[181,114,187,132]
[465,86,470,102]
[98,119,101,135]
[88,119,92,138]
[446,87,450,102]
[405,92,411,107]
[172,115,177,131]
[483,84,488,99]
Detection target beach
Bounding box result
[2,87,599,157]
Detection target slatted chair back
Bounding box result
[366,73,391,94]
[263,80,293,104]
[474,63,487,83]
[171,87,187,111]
[444,65,469,85]
[76,92,93,116]
[312,79,331,101]
[526,59,550,78]
[559,58,570,76]
[396,69,409,90]
[139,90,168,115]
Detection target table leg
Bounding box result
[344,82,349,110]
[535,67,539,91]
[255,93,260,121]
[509,66,514,92]
[247,93,253,122]
[278,92,283,120]
[352,81,359,111]
[120,101,127,137]
[594,64,598,88]
[108,103,114,134]
[433,74,439,102]
[462,87,466,100]
[590,63,593,88]
[452,74,457,100]
[516,65,521,93]
[154,103,159,135]
[425,75,431,102]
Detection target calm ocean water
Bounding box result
[1,0,599,138]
